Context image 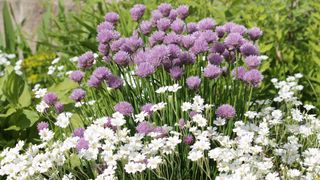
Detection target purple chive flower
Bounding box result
[114,51,130,66]
[232,66,246,80]
[198,18,216,31]
[168,9,178,21]
[37,121,49,132]
[105,12,119,24]
[69,70,84,82]
[149,31,166,46]
[171,19,185,34]
[245,55,261,69]
[88,75,102,88]
[169,66,184,80]
[111,38,125,52]
[222,50,236,62]
[230,24,247,35]
[151,10,163,25]
[152,126,169,138]
[97,30,118,43]
[120,36,144,54]
[107,75,123,89]
[69,70,84,83]
[135,62,155,77]
[114,101,133,116]
[179,52,196,65]
[183,134,194,145]
[54,102,64,114]
[157,18,171,31]
[203,64,222,79]
[187,22,198,34]
[141,103,154,115]
[97,21,114,32]
[167,44,181,59]
[136,121,155,135]
[103,55,111,63]
[130,4,146,21]
[140,21,153,35]
[104,117,117,131]
[93,67,111,80]
[98,43,109,55]
[78,51,95,69]
[76,138,89,152]
[70,88,86,102]
[176,5,189,19]
[158,3,172,17]
[191,38,209,54]
[224,33,244,47]
[43,92,58,105]
[208,53,223,65]
[248,27,263,40]
[243,69,263,87]
[181,35,195,49]
[73,128,85,138]
[211,43,226,54]
[163,32,181,45]
[178,119,186,129]
[223,22,237,33]
[216,104,236,119]
[201,30,218,43]
[186,76,201,90]
[240,42,259,56]
[215,26,225,38]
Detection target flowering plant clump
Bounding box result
[0,3,319,180]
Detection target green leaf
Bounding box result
[70,154,81,168]
[48,78,78,103]
[0,108,16,118]
[22,110,39,127]
[2,71,25,106]
[18,83,32,108]
[2,0,16,53]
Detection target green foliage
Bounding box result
[1,0,31,57]
[0,68,38,150]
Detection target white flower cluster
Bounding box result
[0,50,23,76]
[1,74,319,180]
[155,84,182,93]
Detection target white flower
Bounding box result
[291,109,303,122]
[48,66,56,75]
[188,150,203,161]
[111,112,126,127]
[155,86,168,93]
[36,101,49,113]
[245,111,258,119]
[265,172,280,180]
[181,102,192,111]
[147,156,162,169]
[134,111,148,123]
[35,88,47,99]
[294,73,303,78]
[192,114,207,127]
[75,102,84,107]
[168,84,181,92]
[304,104,315,111]
[62,173,74,180]
[51,57,60,64]
[287,169,301,178]
[39,129,54,142]
[55,112,73,128]
[151,102,166,111]
[214,117,226,126]
[70,56,78,62]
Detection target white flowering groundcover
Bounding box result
[1,3,320,180]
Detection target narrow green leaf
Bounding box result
[2,0,16,53]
